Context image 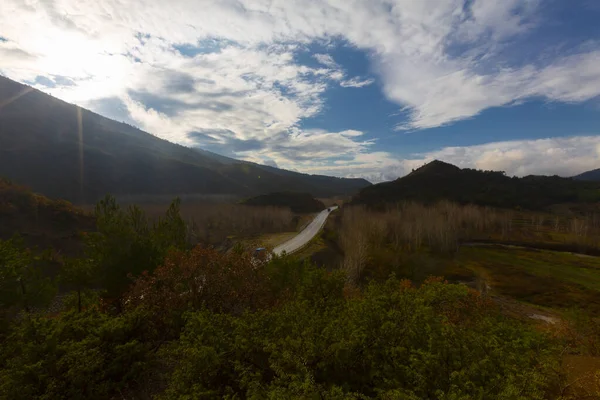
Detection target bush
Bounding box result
[162,277,559,399]
[0,308,157,400]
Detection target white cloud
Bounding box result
[299,136,600,182]
[340,77,375,88]
[1,0,600,176]
[314,53,337,68]
[416,136,600,178]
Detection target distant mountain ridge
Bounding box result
[352,160,600,210]
[0,76,370,203]
[573,168,600,181]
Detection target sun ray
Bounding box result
[77,106,84,203]
[0,87,33,110]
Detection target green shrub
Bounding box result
[0,308,157,400]
[163,277,559,399]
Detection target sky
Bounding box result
[1,0,600,182]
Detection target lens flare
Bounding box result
[0,87,33,110]
[77,106,84,203]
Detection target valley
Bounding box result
[1,79,600,399]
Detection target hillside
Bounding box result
[0,76,370,203]
[352,160,600,210]
[0,178,92,253]
[574,168,600,181]
[241,192,325,213]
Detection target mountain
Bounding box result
[0,76,370,204]
[573,168,600,181]
[352,160,600,210]
[241,192,325,213]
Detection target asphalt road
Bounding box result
[273,206,338,256]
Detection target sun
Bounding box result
[33,29,131,102]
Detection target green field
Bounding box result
[451,246,600,313]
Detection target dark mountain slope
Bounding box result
[0,76,370,203]
[352,160,600,210]
[574,168,600,181]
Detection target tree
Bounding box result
[0,237,55,323]
[59,258,97,313]
[83,195,188,309]
[0,308,157,400]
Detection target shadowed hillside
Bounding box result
[0,177,93,253]
[574,168,600,181]
[352,160,600,210]
[0,76,370,203]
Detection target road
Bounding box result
[273,206,338,256]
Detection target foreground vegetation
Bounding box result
[1,189,600,398]
[0,259,561,398]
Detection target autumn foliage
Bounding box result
[127,246,269,315]
[0,194,576,399]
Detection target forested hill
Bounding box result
[0,76,370,204]
[352,160,600,210]
[574,168,600,181]
[0,177,92,253]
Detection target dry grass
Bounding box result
[141,202,295,246]
[337,202,512,283]
[317,196,349,208]
[488,210,600,250]
[561,355,600,399]
[454,246,600,313]
[337,201,600,285]
[255,232,298,249]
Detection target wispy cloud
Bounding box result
[313,53,337,68]
[340,77,375,88]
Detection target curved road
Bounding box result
[273,206,338,256]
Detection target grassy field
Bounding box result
[290,235,327,260]
[406,244,600,396]
[253,232,297,249]
[418,246,600,313]
[478,210,600,253]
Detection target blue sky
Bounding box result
[1,0,600,181]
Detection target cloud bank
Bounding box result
[300,136,600,183]
[1,0,599,178]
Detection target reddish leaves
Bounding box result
[126,245,272,316]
